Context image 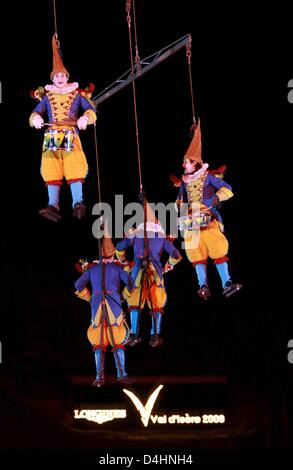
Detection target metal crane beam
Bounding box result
[93,34,191,107]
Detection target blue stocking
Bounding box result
[47,184,60,209]
[151,312,163,335]
[195,263,208,287]
[215,262,231,288]
[94,349,105,380]
[114,348,126,379]
[70,181,83,207]
[130,309,139,334]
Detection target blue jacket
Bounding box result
[177,173,232,225]
[116,234,181,283]
[32,93,96,124]
[75,261,133,324]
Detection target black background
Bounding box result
[0,0,292,454]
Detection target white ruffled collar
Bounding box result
[45,82,79,94]
[182,163,209,183]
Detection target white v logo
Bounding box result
[123,385,163,427]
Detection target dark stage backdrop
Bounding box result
[0,0,291,452]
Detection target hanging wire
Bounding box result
[92,123,124,379]
[132,0,141,72]
[126,0,143,191]
[52,0,58,37]
[186,35,197,127]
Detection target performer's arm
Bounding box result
[208,174,234,202]
[29,96,47,128]
[115,236,134,262]
[163,239,182,271]
[78,95,97,125]
[119,268,135,292]
[74,271,91,301]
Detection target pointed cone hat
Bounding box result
[50,34,69,80]
[183,119,203,164]
[137,199,165,235]
[101,219,115,258]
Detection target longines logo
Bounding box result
[123,385,163,427]
[74,384,226,427]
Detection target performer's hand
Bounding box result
[164,262,174,273]
[32,114,44,129]
[77,115,89,130]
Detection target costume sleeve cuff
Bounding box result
[216,187,233,201]
[169,254,182,266]
[75,287,91,302]
[115,249,126,263]
[84,109,97,125]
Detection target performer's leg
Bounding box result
[69,180,86,219]
[92,348,105,387]
[215,260,230,288]
[127,308,142,346]
[114,347,126,379]
[126,280,146,347]
[149,312,164,347]
[70,181,83,207]
[114,347,134,384]
[205,221,241,297]
[47,184,60,210]
[151,312,163,335]
[193,261,211,300]
[39,181,62,222]
[130,308,139,334]
[195,262,208,286]
[214,258,242,297]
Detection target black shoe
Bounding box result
[223,281,242,298]
[149,334,163,348]
[39,205,61,222]
[197,285,211,300]
[92,377,105,387]
[73,202,86,219]
[117,375,135,385]
[127,334,142,347]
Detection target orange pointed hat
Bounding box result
[183,119,203,164]
[101,219,115,258]
[50,34,69,80]
[137,200,165,235]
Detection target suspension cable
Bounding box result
[186,35,196,126]
[92,123,124,379]
[126,0,143,191]
[132,0,141,72]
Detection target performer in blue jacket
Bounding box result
[172,121,242,299]
[29,34,97,221]
[116,205,181,348]
[75,234,134,387]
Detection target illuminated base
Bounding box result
[67,374,229,430]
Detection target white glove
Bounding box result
[77,115,89,130]
[32,114,44,129]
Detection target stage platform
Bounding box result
[0,371,280,448]
[60,374,268,448]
